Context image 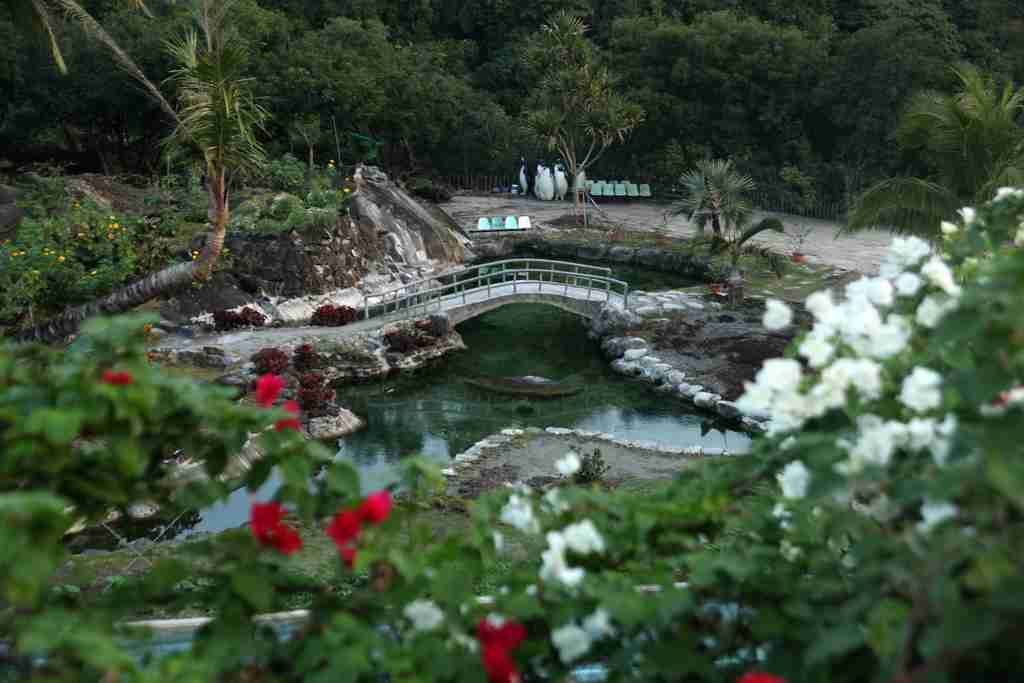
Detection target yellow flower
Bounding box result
[344,188,351,193]
[91,270,97,275]
[57,256,65,262]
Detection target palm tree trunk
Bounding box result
[14,261,199,343]
[16,170,229,344]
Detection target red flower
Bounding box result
[101,370,134,386]
[250,502,303,555]
[275,400,301,432]
[255,374,285,407]
[477,619,527,651]
[481,644,520,683]
[358,490,392,524]
[326,509,362,547]
[339,545,357,568]
[738,673,788,683]
[477,619,526,683]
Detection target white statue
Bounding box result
[554,163,568,201]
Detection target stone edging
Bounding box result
[441,426,747,478]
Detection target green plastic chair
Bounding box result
[490,217,504,230]
[504,216,518,230]
[639,184,653,198]
[614,183,627,197]
[476,218,490,231]
[626,183,640,198]
[591,183,605,197]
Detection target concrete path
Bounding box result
[442,195,893,275]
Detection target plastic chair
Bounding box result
[591,183,605,197]
[614,183,627,197]
[505,216,518,230]
[626,183,640,198]
[518,216,532,229]
[476,217,490,231]
[639,184,653,198]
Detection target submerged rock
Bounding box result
[305,409,366,441]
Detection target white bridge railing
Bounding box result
[362,259,630,322]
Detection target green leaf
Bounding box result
[866,599,910,661]
[805,623,865,665]
[23,408,84,445]
[230,570,273,611]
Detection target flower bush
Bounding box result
[251,347,289,375]
[296,371,334,413]
[293,343,324,372]
[213,306,267,331]
[311,303,359,327]
[2,192,1023,682]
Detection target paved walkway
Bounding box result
[441,195,893,275]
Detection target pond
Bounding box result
[188,301,748,538]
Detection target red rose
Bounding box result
[738,673,788,683]
[255,374,285,407]
[358,490,392,524]
[477,619,527,651]
[481,644,520,683]
[101,370,134,386]
[326,509,362,547]
[339,545,357,568]
[250,502,303,555]
[275,400,301,432]
[272,524,303,555]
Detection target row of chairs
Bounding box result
[473,216,533,232]
[586,180,652,199]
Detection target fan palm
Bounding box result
[18,0,269,343]
[847,64,1024,236]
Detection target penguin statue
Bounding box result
[534,163,545,200]
[518,158,528,197]
[554,163,568,201]
[537,165,555,201]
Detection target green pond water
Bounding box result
[189,300,748,537]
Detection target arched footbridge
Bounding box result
[363,259,630,326]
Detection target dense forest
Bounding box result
[2,0,1022,205]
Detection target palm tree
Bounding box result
[847,64,1024,236]
[15,0,175,119]
[18,0,268,343]
[674,159,785,298]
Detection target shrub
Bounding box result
[212,307,266,331]
[293,343,324,372]
[263,154,306,192]
[384,330,419,353]
[311,304,358,327]
[252,348,289,375]
[574,448,610,484]
[297,371,334,413]
[405,177,453,202]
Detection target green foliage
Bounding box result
[573,448,609,484]
[2,197,1024,682]
[262,154,307,192]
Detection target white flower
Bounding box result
[846,277,893,307]
[404,600,445,632]
[895,273,922,297]
[921,256,961,297]
[763,299,793,330]
[583,608,615,639]
[959,207,976,226]
[880,236,931,277]
[500,494,540,534]
[799,330,834,368]
[917,501,958,534]
[814,358,882,409]
[851,493,896,522]
[526,584,538,596]
[780,539,802,562]
[994,187,1022,202]
[916,295,957,328]
[757,358,803,393]
[773,502,792,530]
[805,290,837,323]
[777,461,810,500]
[900,367,943,413]
[556,452,581,477]
[452,632,479,653]
[867,315,911,359]
[836,415,908,475]
[544,488,570,514]
[552,623,592,663]
[562,519,606,555]
[1016,225,1024,247]
[940,221,959,236]
[493,531,505,553]
[540,532,585,588]
[906,418,937,452]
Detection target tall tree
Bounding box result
[18,0,268,343]
[524,12,644,214]
[846,64,1024,235]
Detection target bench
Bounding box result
[472,216,532,232]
